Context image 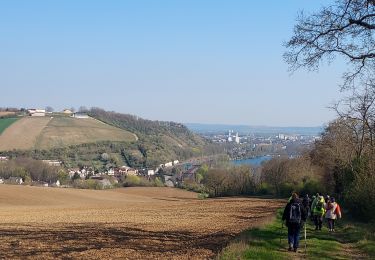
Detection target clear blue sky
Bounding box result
[0,0,344,126]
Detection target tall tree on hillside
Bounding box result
[78,106,88,113]
[285,0,375,89]
[332,83,375,157]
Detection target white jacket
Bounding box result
[325,202,338,219]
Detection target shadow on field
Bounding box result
[0,224,235,258]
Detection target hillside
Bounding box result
[88,108,205,147]
[0,116,136,151]
[0,117,18,134]
[86,108,214,167]
[0,109,220,169]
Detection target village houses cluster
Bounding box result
[66,160,180,180]
[0,154,180,187]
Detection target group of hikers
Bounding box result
[281,192,342,253]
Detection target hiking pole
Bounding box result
[304,223,307,255]
[279,222,284,247]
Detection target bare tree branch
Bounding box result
[285,0,375,89]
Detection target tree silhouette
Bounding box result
[285,0,375,89]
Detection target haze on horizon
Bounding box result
[0,0,345,127]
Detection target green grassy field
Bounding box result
[0,118,18,134]
[219,209,374,260]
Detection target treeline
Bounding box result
[181,155,320,199]
[0,107,20,112]
[260,156,321,197]
[0,157,62,183]
[88,108,204,146]
[1,139,224,170]
[2,141,157,170]
[179,165,258,197]
[0,107,23,119]
[87,108,224,168]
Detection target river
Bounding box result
[232,155,273,167]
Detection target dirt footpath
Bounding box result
[0,186,283,259]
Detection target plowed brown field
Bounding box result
[0,185,283,259]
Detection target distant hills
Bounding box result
[185,123,324,135]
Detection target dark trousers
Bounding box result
[313,215,323,230]
[327,219,335,230]
[287,224,301,249]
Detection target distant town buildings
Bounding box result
[235,132,240,144]
[28,109,46,117]
[228,130,233,142]
[227,130,240,144]
[278,133,299,141]
[202,129,321,160]
[72,113,89,119]
[23,108,90,119]
[62,109,73,115]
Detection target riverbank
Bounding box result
[219,209,374,259]
[231,155,273,167]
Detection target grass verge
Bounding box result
[219,209,375,259]
[0,118,18,134]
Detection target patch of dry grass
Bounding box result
[35,117,136,149]
[0,116,136,151]
[0,117,51,151]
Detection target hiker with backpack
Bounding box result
[310,195,316,221]
[312,194,325,230]
[282,193,307,252]
[325,197,342,232]
[302,194,311,218]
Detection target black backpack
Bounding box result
[302,197,310,208]
[289,202,302,224]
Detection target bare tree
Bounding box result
[285,0,375,89]
[332,83,375,157]
[316,120,354,158]
[261,158,290,195]
[203,169,227,197]
[45,106,54,113]
[78,106,88,113]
